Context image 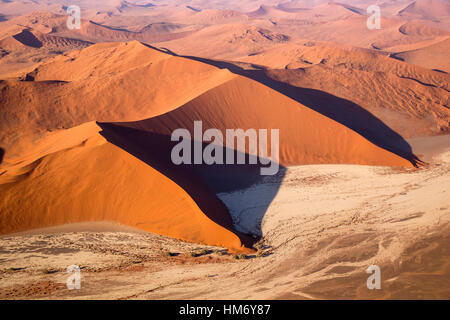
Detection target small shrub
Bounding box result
[215,249,227,256]
[42,268,58,274]
[164,251,176,257]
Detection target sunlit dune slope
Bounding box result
[118,75,414,168]
[398,0,450,18]
[239,42,450,139]
[0,41,236,161]
[156,24,290,59]
[0,122,249,252]
[0,41,417,252]
[393,37,450,73]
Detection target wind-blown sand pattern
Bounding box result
[0,0,449,299]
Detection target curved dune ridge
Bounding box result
[398,21,450,37]
[0,27,92,51]
[0,41,415,251]
[238,41,450,140]
[0,41,236,159]
[398,0,450,18]
[118,75,413,167]
[394,37,450,73]
[3,11,194,45]
[0,122,248,252]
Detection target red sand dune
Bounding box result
[0,42,417,251]
[0,27,92,51]
[188,9,249,25]
[398,0,450,18]
[156,24,290,59]
[398,21,450,37]
[393,37,450,73]
[238,41,450,139]
[118,75,415,168]
[3,11,194,44]
[0,41,235,159]
[0,122,249,252]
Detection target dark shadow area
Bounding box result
[97,121,285,247]
[0,147,4,165]
[89,20,135,33]
[146,49,422,167]
[433,69,448,74]
[186,5,201,12]
[12,29,43,48]
[389,53,405,62]
[400,75,438,88]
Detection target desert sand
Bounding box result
[0,0,449,300]
[0,136,448,299]
[0,41,417,253]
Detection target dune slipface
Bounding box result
[0,42,413,252]
[0,123,248,252]
[0,41,236,160]
[119,75,414,168]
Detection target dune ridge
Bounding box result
[0,122,250,252]
[0,41,417,251]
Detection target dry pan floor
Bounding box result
[0,136,449,300]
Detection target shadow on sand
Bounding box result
[96,45,424,249]
[98,121,285,248]
[12,29,43,48]
[143,43,423,167]
[185,57,424,167]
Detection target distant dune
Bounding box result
[398,21,450,37]
[239,41,450,140]
[188,9,249,24]
[156,23,290,59]
[398,0,450,18]
[393,37,450,73]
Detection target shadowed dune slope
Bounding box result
[117,75,414,168]
[0,41,416,252]
[236,42,450,141]
[0,122,250,252]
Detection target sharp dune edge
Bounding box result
[0,122,247,252]
[0,41,236,159]
[0,0,449,300]
[0,42,413,252]
[123,74,413,167]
